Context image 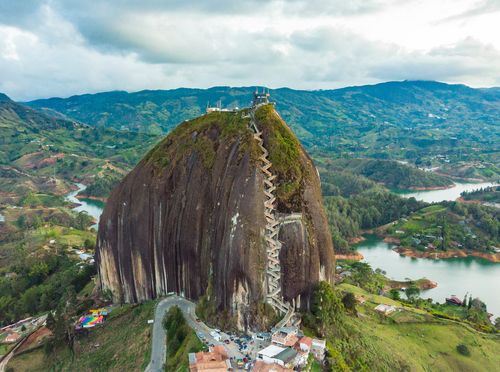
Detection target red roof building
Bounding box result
[188,345,230,372]
[298,336,312,352]
[4,332,21,343]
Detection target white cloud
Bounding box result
[0,0,499,100]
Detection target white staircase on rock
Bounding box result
[248,108,290,316]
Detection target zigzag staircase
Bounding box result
[248,108,291,317]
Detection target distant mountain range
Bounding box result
[25,81,499,170]
[0,80,498,196]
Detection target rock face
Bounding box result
[96,104,334,328]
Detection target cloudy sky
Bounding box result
[1,0,499,100]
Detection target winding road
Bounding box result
[145,295,244,372]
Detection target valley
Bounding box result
[0,83,498,371]
[2,0,500,368]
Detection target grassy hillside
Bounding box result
[305,276,500,372]
[384,202,499,254]
[164,306,206,371]
[0,96,159,197]
[27,81,500,179]
[7,301,156,371]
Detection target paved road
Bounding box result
[145,297,176,372]
[0,315,47,372]
[145,295,245,372]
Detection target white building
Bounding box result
[374,304,397,315]
[299,336,312,352]
[257,345,297,367]
[271,326,299,347]
[311,339,326,361]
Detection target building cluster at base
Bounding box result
[188,326,325,371]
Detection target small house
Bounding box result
[271,327,299,347]
[355,295,366,304]
[445,296,463,306]
[374,304,396,315]
[298,336,312,352]
[188,345,230,372]
[311,338,326,361]
[4,332,21,343]
[257,345,297,368]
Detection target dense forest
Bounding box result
[320,170,425,253]
[0,194,96,325]
[0,252,95,326]
[77,175,121,199]
[320,158,453,190]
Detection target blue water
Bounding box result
[65,183,104,229]
[394,181,498,203]
[355,235,500,318]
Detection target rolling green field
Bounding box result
[330,282,500,371]
[356,316,500,371]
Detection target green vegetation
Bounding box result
[461,186,500,204]
[303,278,500,371]
[320,170,425,253]
[320,167,498,256]
[27,81,500,180]
[164,306,206,372]
[8,301,156,371]
[77,174,121,199]
[0,251,95,326]
[337,261,496,332]
[456,343,471,356]
[385,202,499,254]
[338,261,386,294]
[144,110,256,173]
[304,281,410,370]
[255,105,304,204]
[0,96,158,198]
[0,203,96,325]
[18,192,69,208]
[323,158,452,189]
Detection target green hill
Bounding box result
[26,81,500,179]
[321,158,453,190]
[0,94,159,197]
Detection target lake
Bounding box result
[65,183,105,229]
[394,181,499,203]
[355,234,500,319]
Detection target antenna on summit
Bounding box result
[252,87,272,107]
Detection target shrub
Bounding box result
[456,344,471,356]
[342,292,357,315]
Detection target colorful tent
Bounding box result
[78,314,104,328]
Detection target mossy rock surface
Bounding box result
[97,106,334,330]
